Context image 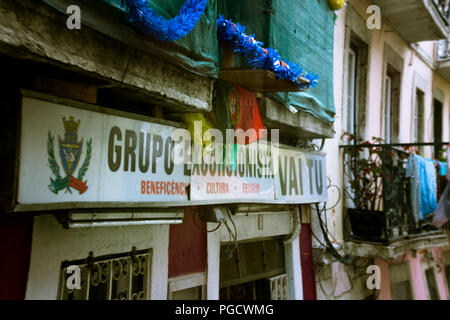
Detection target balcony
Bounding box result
[436,39,450,82]
[340,142,449,259]
[371,0,449,43]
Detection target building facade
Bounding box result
[1,0,449,301]
[0,0,336,300]
[318,0,450,300]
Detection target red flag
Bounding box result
[228,85,266,145]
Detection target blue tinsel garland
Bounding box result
[217,16,319,89]
[124,0,208,42]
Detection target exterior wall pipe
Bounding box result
[283,205,303,299]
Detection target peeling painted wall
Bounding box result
[26,214,169,300]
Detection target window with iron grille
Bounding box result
[268,274,288,300]
[58,248,152,300]
[389,262,413,300]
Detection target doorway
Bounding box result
[219,238,286,300]
[433,99,443,158]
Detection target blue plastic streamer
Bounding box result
[217,16,319,89]
[124,0,208,42]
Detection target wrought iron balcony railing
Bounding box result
[340,142,447,244]
[436,0,450,59]
[433,0,450,22]
[437,38,450,60]
[371,0,449,43]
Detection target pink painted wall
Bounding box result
[408,253,429,300]
[377,248,450,300]
[375,258,391,300]
[432,248,449,300]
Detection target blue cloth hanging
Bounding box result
[432,160,447,176]
[405,154,438,221]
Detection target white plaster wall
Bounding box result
[319,0,450,300]
[25,214,169,300]
[324,0,450,243]
[319,2,347,245]
[434,74,450,143]
[285,237,303,300]
[418,41,437,59]
[206,211,300,299]
[315,261,371,300]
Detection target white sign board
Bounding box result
[274,147,327,203]
[190,144,327,203]
[17,94,328,209]
[190,144,275,201]
[18,96,189,205]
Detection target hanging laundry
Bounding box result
[214,80,267,165]
[440,161,447,177]
[331,261,352,297]
[432,160,447,176]
[229,85,267,144]
[432,183,450,228]
[180,112,215,163]
[447,145,450,181]
[405,154,438,222]
[215,80,236,166]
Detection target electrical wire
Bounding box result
[222,220,234,260]
[191,208,222,233]
[311,175,390,299]
[313,203,347,255]
[226,208,238,239]
[318,275,334,298]
[315,203,352,265]
[225,208,239,256]
[223,219,239,260]
[316,177,342,212]
[207,221,222,233]
[311,227,329,249]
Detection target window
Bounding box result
[445,265,450,295]
[383,65,401,144]
[219,238,286,300]
[392,280,413,300]
[58,248,152,300]
[433,99,443,157]
[346,48,357,135]
[172,286,202,300]
[425,268,440,300]
[444,251,450,296]
[384,75,392,143]
[343,37,369,209]
[389,262,413,300]
[343,36,368,140]
[268,274,288,300]
[413,89,424,143]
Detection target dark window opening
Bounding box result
[392,280,413,300]
[425,268,440,300]
[433,99,443,158]
[384,65,401,144]
[219,238,286,300]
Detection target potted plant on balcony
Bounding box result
[341,133,389,243]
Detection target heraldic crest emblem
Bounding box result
[47,116,92,194]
